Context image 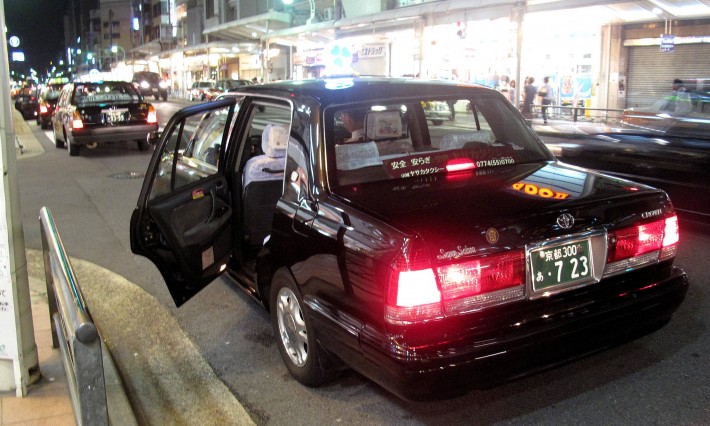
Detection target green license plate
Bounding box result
[531,239,592,292]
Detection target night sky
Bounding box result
[4,0,70,74]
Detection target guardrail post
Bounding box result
[40,207,108,426]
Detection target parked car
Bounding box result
[14,86,39,120]
[132,71,169,101]
[215,79,251,92]
[36,84,64,129]
[188,81,218,101]
[422,100,455,125]
[51,80,158,156]
[130,78,688,400]
[542,128,710,222]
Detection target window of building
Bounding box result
[205,0,215,19]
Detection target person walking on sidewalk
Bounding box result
[522,77,537,119]
[538,76,555,124]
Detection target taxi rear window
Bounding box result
[73,82,140,106]
[328,96,550,186]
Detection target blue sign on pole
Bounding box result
[661,34,675,52]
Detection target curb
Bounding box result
[26,249,254,425]
[13,110,46,159]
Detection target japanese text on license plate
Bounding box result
[531,239,592,291]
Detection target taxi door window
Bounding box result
[149,104,235,200]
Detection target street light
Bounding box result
[110,45,126,66]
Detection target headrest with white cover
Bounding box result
[261,123,288,158]
[365,110,403,141]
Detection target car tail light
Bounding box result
[604,215,679,276]
[72,111,84,129]
[437,251,525,315]
[386,242,443,324]
[147,105,157,124]
[445,158,476,173]
[385,242,525,325]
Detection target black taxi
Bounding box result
[52,80,158,156]
[130,77,688,400]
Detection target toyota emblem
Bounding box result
[556,213,575,229]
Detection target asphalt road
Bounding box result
[15,100,710,425]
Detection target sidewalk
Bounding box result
[3,111,254,425]
[0,275,74,425]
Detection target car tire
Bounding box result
[270,268,336,387]
[161,92,168,101]
[68,138,79,156]
[431,119,444,126]
[136,139,148,151]
[53,127,65,148]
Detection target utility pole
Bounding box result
[0,0,40,396]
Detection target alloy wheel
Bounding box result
[276,286,308,367]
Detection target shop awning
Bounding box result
[203,10,292,43]
[130,40,164,57]
[264,21,336,47]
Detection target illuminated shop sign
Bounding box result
[359,44,385,58]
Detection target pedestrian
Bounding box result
[522,77,537,119]
[661,78,692,115]
[538,76,555,124]
[509,80,516,104]
[446,99,457,120]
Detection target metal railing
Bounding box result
[40,206,108,426]
[530,104,626,125]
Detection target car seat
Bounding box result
[242,123,288,248]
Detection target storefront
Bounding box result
[622,20,710,109]
[423,19,515,85]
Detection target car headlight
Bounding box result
[140,81,150,89]
[159,81,168,88]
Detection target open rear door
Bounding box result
[130,98,239,306]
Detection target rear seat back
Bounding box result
[242,123,288,246]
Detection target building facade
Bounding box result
[64,0,710,110]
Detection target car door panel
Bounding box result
[147,176,232,281]
[130,98,239,306]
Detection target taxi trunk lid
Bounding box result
[334,162,672,255]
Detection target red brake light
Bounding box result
[147,105,157,124]
[72,111,84,129]
[605,215,679,274]
[445,158,476,173]
[392,269,441,307]
[385,243,525,325]
[607,216,677,262]
[438,251,525,300]
[662,215,679,247]
[386,241,443,324]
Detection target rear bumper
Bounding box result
[139,87,167,97]
[71,123,158,145]
[308,265,688,400]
